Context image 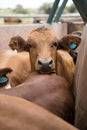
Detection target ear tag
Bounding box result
[0,76,8,83]
[70,43,77,49]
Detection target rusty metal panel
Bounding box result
[74,26,87,130]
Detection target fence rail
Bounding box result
[0,13,80,19]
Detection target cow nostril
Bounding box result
[38,60,42,65]
[49,60,53,65]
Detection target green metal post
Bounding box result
[72,0,87,23]
[54,0,68,22]
[47,0,60,24]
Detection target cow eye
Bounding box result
[28,44,32,48]
[27,43,36,49]
[51,42,58,49]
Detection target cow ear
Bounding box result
[58,34,81,51]
[9,36,27,52]
[0,68,12,77]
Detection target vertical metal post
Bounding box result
[72,0,87,23]
[54,0,68,22]
[47,0,60,24]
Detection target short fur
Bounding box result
[0,50,31,87]
[0,94,78,130]
[0,73,74,124]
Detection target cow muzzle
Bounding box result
[35,59,55,74]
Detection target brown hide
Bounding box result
[0,73,74,124]
[0,50,31,87]
[0,94,78,130]
[57,50,75,86]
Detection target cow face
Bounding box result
[26,26,58,74]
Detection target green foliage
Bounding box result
[64,4,77,13]
[39,2,53,14]
[13,4,30,14]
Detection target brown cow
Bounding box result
[0,72,74,124]
[9,26,81,86]
[0,50,31,87]
[4,17,22,24]
[0,94,78,130]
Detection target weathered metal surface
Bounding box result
[74,26,87,130]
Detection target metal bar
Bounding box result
[47,0,60,24]
[72,0,87,23]
[54,0,68,22]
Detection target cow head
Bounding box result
[12,26,81,74]
[26,26,58,74]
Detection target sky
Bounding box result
[0,0,73,9]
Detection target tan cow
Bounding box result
[0,94,78,130]
[0,72,74,124]
[0,50,31,87]
[26,26,81,86]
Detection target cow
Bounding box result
[10,26,80,86]
[0,50,31,87]
[0,94,78,130]
[0,72,74,124]
[4,17,22,24]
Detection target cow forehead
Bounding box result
[29,29,57,45]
